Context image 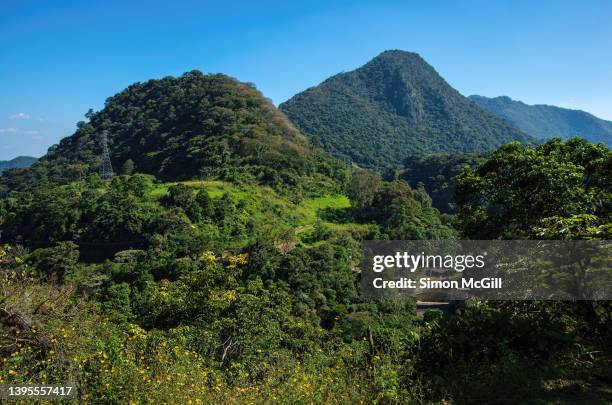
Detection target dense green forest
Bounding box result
[0,70,610,403]
[280,50,533,170]
[0,71,346,198]
[470,95,612,146]
[456,137,611,240]
[395,154,485,214]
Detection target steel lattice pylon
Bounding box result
[99,130,114,179]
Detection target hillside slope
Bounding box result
[280,50,533,169]
[0,156,37,173]
[0,71,346,196]
[469,95,612,146]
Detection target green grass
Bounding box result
[300,195,350,222]
[150,180,356,231]
[302,195,351,212]
[150,180,368,248]
[150,180,234,198]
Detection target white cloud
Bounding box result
[31,134,43,140]
[0,128,18,133]
[9,112,31,120]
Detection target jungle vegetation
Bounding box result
[0,70,610,403]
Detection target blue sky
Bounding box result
[1,0,611,160]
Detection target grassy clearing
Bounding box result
[302,194,351,213]
[151,180,357,230]
[150,180,233,198]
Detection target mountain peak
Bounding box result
[363,50,435,76]
[280,53,532,169]
[371,49,424,61]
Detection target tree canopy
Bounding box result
[456,137,611,239]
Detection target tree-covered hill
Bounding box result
[280,50,533,169]
[470,95,612,146]
[0,68,456,257]
[0,71,347,197]
[0,66,609,403]
[0,155,37,173]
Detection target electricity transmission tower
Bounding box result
[99,130,114,179]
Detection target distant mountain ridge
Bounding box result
[469,95,612,146]
[280,50,533,169]
[0,156,37,173]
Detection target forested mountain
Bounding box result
[0,155,37,173]
[1,65,610,402]
[0,69,454,257]
[470,95,612,146]
[280,50,533,169]
[0,69,463,402]
[0,71,347,197]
